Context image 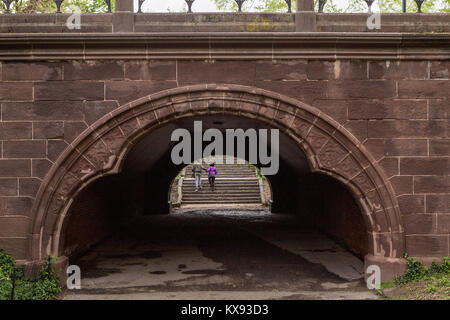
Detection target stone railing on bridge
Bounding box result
[0,0,449,33]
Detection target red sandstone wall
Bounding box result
[0,59,448,261]
[297,173,369,258]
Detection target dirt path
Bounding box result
[64,211,378,300]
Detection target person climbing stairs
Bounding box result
[181,162,263,205]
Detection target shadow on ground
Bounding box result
[64,210,378,300]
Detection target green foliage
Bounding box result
[254,0,295,12]
[394,253,450,285]
[3,0,449,13]
[0,0,55,13]
[1,0,115,13]
[0,249,61,300]
[213,0,450,13]
[65,0,115,13]
[214,0,293,12]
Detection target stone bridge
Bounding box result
[0,0,449,282]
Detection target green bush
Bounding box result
[394,253,450,285]
[0,249,61,300]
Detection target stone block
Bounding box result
[0,82,33,101]
[124,61,176,81]
[400,158,449,175]
[426,195,450,213]
[398,194,425,215]
[19,178,41,197]
[390,176,413,196]
[327,80,396,99]
[306,61,334,80]
[0,160,31,177]
[2,62,62,81]
[0,216,30,237]
[31,159,52,179]
[414,176,450,194]
[255,61,307,81]
[0,196,33,216]
[335,60,367,80]
[4,141,47,159]
[429,99,448,119]
[429,139,449,156]
[430,61,450,79]
[398,80,450,98]
[0,178,18,196]
[33,122,64,139]
[406,235,449,257]
[178,61,256,85]
[35,81,104,101]
[403,214,435,234]
[64,61,124,80]
[84,100,119,125]
[2,101,84,121]
[348,100,427,120]
[437,215,450,233]
[105,80,177,104]
[369,61,428,80]
[368,120,446,138]
[384,139,428,156]
[0,122,32,140]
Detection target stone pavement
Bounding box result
[64,211,378,300]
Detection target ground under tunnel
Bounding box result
[60,114,371,299]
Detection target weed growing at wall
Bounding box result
[394,253,450,285]
[377,254,450,300]
[0,249,61,300]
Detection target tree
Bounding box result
[213,0,450,12]
[67,0,115,13]
[214,0,294,12]
[1,0,115,13]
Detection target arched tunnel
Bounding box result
[61,114,370,298]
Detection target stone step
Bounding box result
[184,178,257,181]
[185,172,256,176]
[182,189,259,194]
[186,176,256,178]
[183,179,259,186]
[182,162,262,205]
[183,187,260,191]
[183,193,261,198]
[181,198,261,202]
[183,189,260,193]
[183,187,260,197]
[183,182,260,186]
[186,171,255,174]
[183,184,259,188]
[182,200,262,204]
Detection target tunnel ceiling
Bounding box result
[122,114,310,177]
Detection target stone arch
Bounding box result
[29,84,405,267]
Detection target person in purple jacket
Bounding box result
[206,163,218,191]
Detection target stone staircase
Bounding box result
[181,163,263,205]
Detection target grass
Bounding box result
[376,255,450,300]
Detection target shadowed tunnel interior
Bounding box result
[61,115,368,267]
